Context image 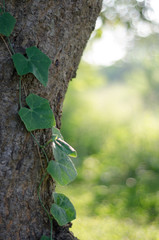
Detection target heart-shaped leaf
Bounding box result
[0,12,16,36]
[55,138,77,158]
[12,46,51,86]
[19,94,55,131]
[51,193,76,226]
[47,157,77,186]
[47,139,77,185]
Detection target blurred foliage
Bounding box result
[101,0,151,27]
[57,185,159,239]
[100,33,159,109]
[61,33,159,227]
[94,0,155,39]
[61,62,106,166]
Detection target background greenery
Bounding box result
[57,32,159,239]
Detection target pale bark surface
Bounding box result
[0,1,102,239]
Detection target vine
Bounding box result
[0,4,77,240]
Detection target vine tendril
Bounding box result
[30,132,53,240]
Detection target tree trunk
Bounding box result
[0,0,102,239]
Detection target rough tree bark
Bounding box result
[0,0,102,239]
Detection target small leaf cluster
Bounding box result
[47,126,77,186]
[0,7,77,239]
[51,193,76,226]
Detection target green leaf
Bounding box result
[0,12,16,36]
[40,236,50,240]
[47,139,77,185]
[52,127,77,157]
[47,157,77,186]
[19,94,55,131]
[51,193,76,226]
[52,126,64,140]
[55,138,77,158]
[12,46,51,86]
[12,53,32,75]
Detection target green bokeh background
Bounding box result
[57,34,159,239]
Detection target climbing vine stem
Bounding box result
[7,37,15,54]
[0,34,12,56]
[30,132,49,164]
[19,76,22,108]
[38,172,53,240]
[38,172,50,219]
[31,132,53,240]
